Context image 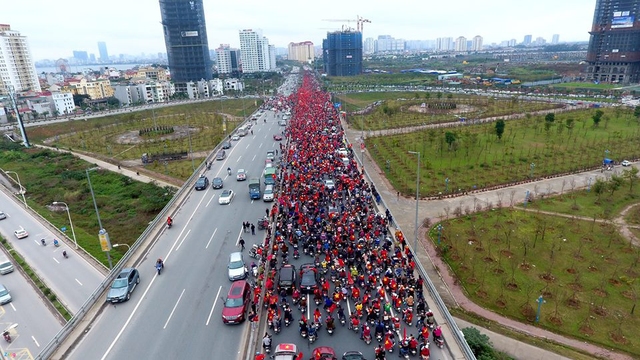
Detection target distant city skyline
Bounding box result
[4,0,592,60]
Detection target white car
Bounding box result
[337,148,348,157]
[230,135,240,141]
[14,228,28,239]
[622,160,632,167]
[324,179,335,190]
[0,211,6,220]
[218,190,235,205]
[236,169,247,181]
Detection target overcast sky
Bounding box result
[4,0,595,61]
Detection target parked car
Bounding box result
[230,135,240,141]
[14,228,28,239]
[195,175,209,191]
[227,252,247,281]
[221,280,251,324]
[221,141,232,149]
[622,160,632,167]
[106,268,140,303]
[212,177,224,189]
[0,211,6,220]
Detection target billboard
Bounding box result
[612,11,634,28]
[181,31,199,37]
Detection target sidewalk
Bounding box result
[343,124,635,360]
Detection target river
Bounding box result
[35,63,151,74]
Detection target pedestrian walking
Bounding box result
[239,238,245,251]
[251,223,256,235]
[265,208,270,217]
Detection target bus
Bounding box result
[237,126,248,137]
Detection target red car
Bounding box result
[273,134,283,141]
[311,346,337,360]
[221,280,251,324]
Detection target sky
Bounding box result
[4,0,596,61]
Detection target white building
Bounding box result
[551,34,560,44]
[216,45,241,74]
[49,92,75,115]
[471,36,483,51]
[364,37,375,54]
[288,41,314,63]
[0,24,41,95]
[239,29,274,73]
[113,82,175,105]
[436,37,453,51]
[455,37,467,52]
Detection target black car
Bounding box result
[195,175,209,191]
[277,264,297,294]
[342,351,365,360]
[216,150,227,161]
[212,177,224,189]
[106,268,140,303]
[299,263,319,294]
[221,141,232,149]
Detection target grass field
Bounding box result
[367,107,640,196]
[0,141,173,265]
[433,206,640,357]
[337,93,561,131]
[551,82,620,90]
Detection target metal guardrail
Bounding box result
[344,135,476,360]
[34,108,261,359]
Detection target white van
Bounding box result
[0,255,14,275]
[263,185,274,202]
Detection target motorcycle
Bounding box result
[156,262,164,275]
[308,330,317,344]
[338,312,346,326]
[363,333,372,345]
[62,250,68,259]
[248,244,261,260]
[257,217,269,230]
[167,220,172,229]
[2,331,10,343]
[272,320,281,334]
[284,317,291,327]
[434,336,444,349]
[53,239,60,247]
[41,238,46,246]
[293,249,300,259]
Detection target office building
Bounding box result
[523,34,532,45]
[97,41,109,62]
[551,34,560,44]
[159,0,213,82]
[288,41,314,63]
[472,35,483,51]
[73,50,89,63]
[216,44,241,74]
[587,1,640,83]
[364,37,375,54]
[322,30,363,76]
[455,36,467,52]
[375,35,405,53]
[0,24,41,95]
[239,29,274,73]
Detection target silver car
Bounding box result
[227,252,247,281]
[0,284,12,304]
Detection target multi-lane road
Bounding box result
[67,109,283,359]
[0,190,105,313]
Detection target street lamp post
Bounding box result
[86,168,113,269]
[445,177,449,193]
[437,224,443,246]
[5,171,27,207]
[587,177,592,192]
[535,295,546,323]
[530,163,535,178]
[52,201,78,249]
[113,243,130,250]
[408,151,421,253]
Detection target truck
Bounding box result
[263,167,277,186]
[249,178,261,200]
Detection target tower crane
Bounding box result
[322,16,371,32]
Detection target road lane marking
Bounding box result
[259,143,263,149]
[252,155,256,161]
[235,227,245,246]
[175,229,191,251]
[205,193,217,207]
[10,303,16,312]
[75,279,83,286]
[236,155,242,163]
[206,229,217,249]
[32,335,40,347]
[53,258,60,264]
[306,294,310,320]
[163,288,185,329]
[206,285,223,325]
[246,143,251,149]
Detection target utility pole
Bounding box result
[8,85,30,148]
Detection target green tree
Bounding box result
[592,109,604,127]
[445,131,457,150]
[461,327,500,360]
[106,97,120,108]
[544,113,555,123]
[564,118,574,134]
[436,92,443,99]
[634,105,640,118]
[593,178,607,202]
[608,174,624,196]
[42,110,49,120]
[495,119,506,140]
[623,166,639,193]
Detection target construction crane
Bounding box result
[322,15,371,32]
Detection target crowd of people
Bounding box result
[252,73,441,360]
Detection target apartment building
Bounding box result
[239,29,275,73]
[65,78,115,99]
[0,24,41,95]
[216,44,241,74]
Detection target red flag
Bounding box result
[347,271,353,285]
[403,327,407,340]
